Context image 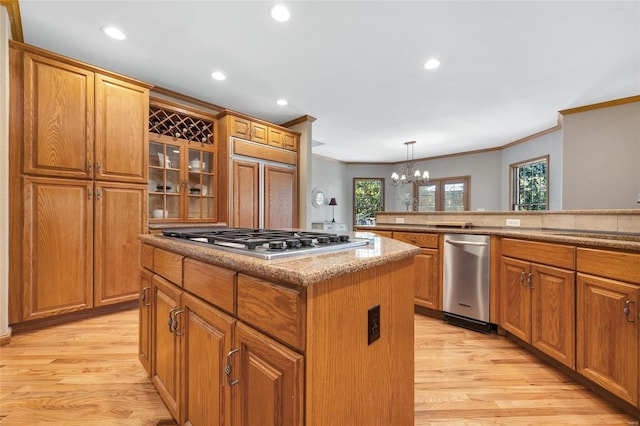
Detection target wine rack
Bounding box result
[149,106,214,144]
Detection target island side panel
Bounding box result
[305,256,415,425]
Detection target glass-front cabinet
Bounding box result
[148,100,217,223]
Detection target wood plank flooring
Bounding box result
[1,309,638,425]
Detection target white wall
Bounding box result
[1,6,11,340]
[562,102,640,209]
[501,129,563,210]
[310,155,349,227]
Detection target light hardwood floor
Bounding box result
[1,309,637,425]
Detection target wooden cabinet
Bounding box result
[231,159,260,228]
[232,321,304,426]
[151,274,182,420]
[264,164,297,229]
[500,239,576,368]
[94,182,147,306]
[94,74,149,183]
[148,98,218,223]
[393,232,441,310]
[230,141,298,229]
[22,177,93,320]
[576,248,640,407]
[141,241,415,425]
[22,48,149,183]
[268,127,298,151]
[228,114,298,151]
[10,42,151,324]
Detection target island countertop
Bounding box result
[138,232,420,287]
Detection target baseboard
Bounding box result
[0,327,12,346]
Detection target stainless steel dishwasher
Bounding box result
[443,234,491,333]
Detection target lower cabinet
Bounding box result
[576,248,640,407]
[500,239,576,368]
[139,268,153,375]
[145,256,303,425]
[21,177,146,321]
[393,232,441,310]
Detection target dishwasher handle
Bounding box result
[445,239,488,247]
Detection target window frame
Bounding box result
[353,177,385,226]
[413,175,470,212]
[510,155,549,211]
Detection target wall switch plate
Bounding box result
[368,305,381,345]
[395,217,405,224]
[506,218,521,227]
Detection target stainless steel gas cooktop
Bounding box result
[161,227,370,259]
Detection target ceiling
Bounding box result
[16,1,640,163]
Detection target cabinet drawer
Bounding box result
[394,232,439,249]
[577,248,640,285]
[237,274,305,351]
[183,258,236,314]
[140,244,154,270]
[153,248,183,285]
[501,238,575,270]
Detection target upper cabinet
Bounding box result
[225,113,299,153]
[148,98,218,223]
[20,46,150,183]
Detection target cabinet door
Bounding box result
[23,52,94,178]
[230,116,251,140]
[93,182,147,306]
[531,264,575,368]
[232,321,304,426]
[414,248,440,310]
[250,122,268,144]
[264,164,297,229]
[185,146,217,221]
[23,177,93,320]
[181,293,235,426]
[139,268,153,376]
[94,74,149,183]
[151,275,182,421]
[282,132,298,151]
[577,273,639,406]
[268,127,284,148]
[500,256,531,341]
[232,159,260,228]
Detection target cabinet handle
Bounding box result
[624,300,635,323]
[527,273,534,289]
[96,161,102,173]
[520,271,526,287]
[88,160,92,173]
[96,188,102,201]
[225,349,240,387]
[167,307,179,333]
[140,286,151,307]
[172,309,184,336]
[88,189,93,200]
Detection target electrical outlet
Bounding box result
[506,218,521,227]
[368,305,381,345]
[395,217,405,224]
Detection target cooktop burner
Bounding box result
[161,228,370,259]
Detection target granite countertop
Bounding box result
[139,233,420,287]
[356,224,640,251]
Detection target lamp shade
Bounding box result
[328,198,337,206]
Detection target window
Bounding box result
[415,176,469,212]
[353,178,384,226]
[511,156,548,211]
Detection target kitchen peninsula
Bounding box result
[138,231,419,425]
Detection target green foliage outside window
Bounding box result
[513,158,548,210]
[354,179,384,225]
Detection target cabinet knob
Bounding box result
[520,271,526,286]
[527,273,534,289]
[88,160,92,173]
[167,307,179,333]
[172,309,184,336]
[140,286,151,307]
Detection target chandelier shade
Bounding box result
[391,141,429,187]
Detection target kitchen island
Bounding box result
[138,231,419,426]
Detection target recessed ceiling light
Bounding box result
[276,99,288,106]
[210,71,226,81]
[270,4,290,22]
[424,58,441,70]
[102,26,126,41]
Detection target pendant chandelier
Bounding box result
[391,141,429,187]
